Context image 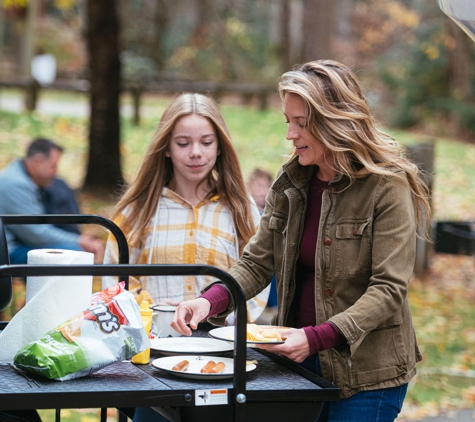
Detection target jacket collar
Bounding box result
[273,156,350,195]
[281,156,315,189]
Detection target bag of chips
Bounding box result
[14,283,150,381]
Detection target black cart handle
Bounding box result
[0,214,130,312]
[0,214,129,265]
[0,263,248,422]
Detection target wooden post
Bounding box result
[22,0,38,111]
[25,78,40,112]
[258,89,269,111]
[406,141,435,275]
[131,86,142,126]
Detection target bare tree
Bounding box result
[154,0,170,72]
[84,0,123,193]
[446,18,473,100]
[280,0,292,72]
[22,0,39,111]
[301,0,335,62]
[212,0,235,80]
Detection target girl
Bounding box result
[103,93,269,324]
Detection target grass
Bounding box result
[402,263,475,420]
[0,89,474,421]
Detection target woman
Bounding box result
[172,61,431,422]
[103,92,269,322]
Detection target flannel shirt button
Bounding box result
[324,238,332,246]
[187,285,193,291]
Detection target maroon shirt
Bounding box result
[296,176,329,328]
[201,175,345,354]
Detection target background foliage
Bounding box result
[0,0,475,420]
[0,90,474,421]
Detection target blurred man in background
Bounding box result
[0,138,103,264]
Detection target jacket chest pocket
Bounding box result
[268,213,287,275]
[335,219,371,278]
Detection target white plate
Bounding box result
[151,355,256,380]
[150,337,234,356]
[208,325,288,347]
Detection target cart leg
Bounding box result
[100,408,108,422]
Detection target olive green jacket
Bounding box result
[204,156,422,398]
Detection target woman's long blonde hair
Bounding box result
[278,60,431,239]
[113,93,255,252]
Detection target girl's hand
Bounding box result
[256,328,310,363]
[171,298,211,336]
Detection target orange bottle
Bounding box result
[132,300,153,364]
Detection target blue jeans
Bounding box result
[266,275,278,307]
[300,354,408,422]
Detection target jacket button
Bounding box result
[353,229,358,236]
[324,238,332,246]
[325,288,333,296]
[331,188,337,193]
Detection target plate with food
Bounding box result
[151,355,257,380]
[150,337,234,356]
[208,324,289,347]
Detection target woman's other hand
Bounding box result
[256,328,310,363]
[171,298,211,336]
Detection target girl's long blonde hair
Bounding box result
[113,93,255,252]
[278,60,431,239]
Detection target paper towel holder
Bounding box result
[0,218,12,312]
[0,214,130,314]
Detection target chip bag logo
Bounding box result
[85,300,129,334]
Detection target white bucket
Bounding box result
[152,305,181,338]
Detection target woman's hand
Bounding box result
[256,328,310,363]
[171,298,211,336]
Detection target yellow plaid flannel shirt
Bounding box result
[103,188,270,324]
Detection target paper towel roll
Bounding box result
[0,249,94,363]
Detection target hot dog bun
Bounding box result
[200,360,217,373]
[209,362,225,374]
[172,359,189,372]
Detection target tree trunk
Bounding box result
[191,0,212,48]
[212,1,235,80]
[154,0,169,72]
[301,0,334,62]
[84,0,123,194]
[447,18,473,100]
[22,0,38,111]
[279,0,291,73]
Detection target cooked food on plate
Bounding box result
[209,362,225,374]
[246,324,284,342]
[200,360,217,373]
[172,359,189,372]
[200,360,226,374]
